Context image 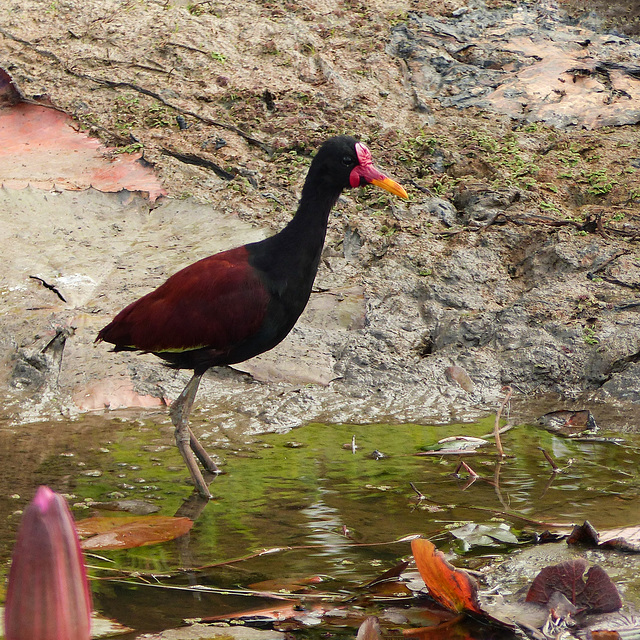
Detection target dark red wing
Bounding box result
[97,246,270,354]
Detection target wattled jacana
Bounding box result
[97,135,408,498]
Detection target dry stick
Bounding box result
[539,471,558,500]
[29,275,67,303]
[538,447,559,472]
[493,461,510,512]
[453,460,478,478]
[409,482,424,498]
[161,147,235,180]
[587,249,630,278]
[460,460,479,477]
[494,385,513,457]
[436,212,639,240]
[71,72,272,153]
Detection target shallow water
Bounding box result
[2,409,640,636]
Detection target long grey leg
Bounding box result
[169,372,216,499]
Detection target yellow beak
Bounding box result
[370,176,409,200]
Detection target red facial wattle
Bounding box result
[349,142,408,199]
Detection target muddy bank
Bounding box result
[0,0,639,432]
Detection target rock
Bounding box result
[424,197,457,227]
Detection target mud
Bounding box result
[0,0,639,432]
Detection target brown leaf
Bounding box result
[568,520,640,553]
[78,515,193,550]
[356,616,382,640]
[525,559,622,614]
[367,580,413,598]
[538,410,598,436]
[411,538,483,614]
[567,521,600,546]
[200,601,330,623]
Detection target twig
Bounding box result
[587,250,629,278]
[161,147,236,180]
[481,424,514,439]
[436,211,639,240]
[408,491,571,529]
[493,461,510,511]
[167,41,212,57]
[593,275,640,290]
[538,447,559,472]
[407,179,433,195]
[494,385,512,456]
[72,73,271,153]
[29,276,67,303]
[409,482,425,500]
[453,461,478,478]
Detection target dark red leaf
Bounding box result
[567,521,600,546]
[583,565,623,613]
[526,559,621,614]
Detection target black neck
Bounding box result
[280,175,342,244]
[250,169,343,293]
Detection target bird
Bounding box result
[97,135,408,498]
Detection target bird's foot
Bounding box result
[175,427,213,499]
[189,428,220,474]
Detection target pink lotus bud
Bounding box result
[4,486,92,640]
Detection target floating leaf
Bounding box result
[401,615,472,640]
[411,538,483,614]
[248,575,324,593]
[449,523,519,551]
[525,559,622,614]
[367,580,413,599]
[361,560,410,589]
[77,515,193,550]
[419,437,489,455]
[200,601,331,624]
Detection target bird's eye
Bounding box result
[342,155,354,166]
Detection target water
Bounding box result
[1,409,640,636]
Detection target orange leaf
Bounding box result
[411,538,482,614]
[78,515,193,550]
